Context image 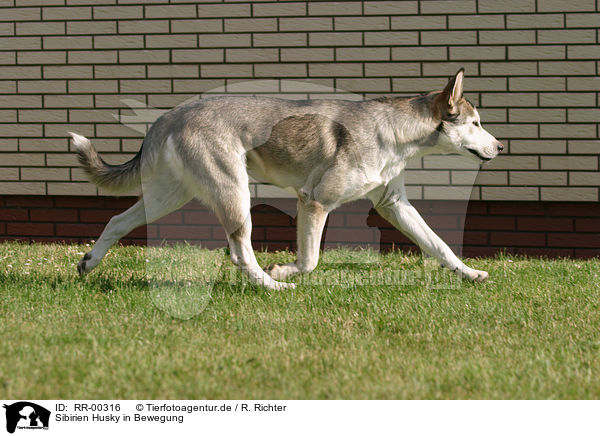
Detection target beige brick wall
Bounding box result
[0,0,598,200]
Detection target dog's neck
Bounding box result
[373,94,444,161]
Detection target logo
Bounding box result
[3,402,50,434]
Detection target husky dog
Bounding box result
[70,69,503,290]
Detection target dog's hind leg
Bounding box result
[225,210,295,290]
[266,199,328,281]
[77,173,192,275]
[184,149,295,291]
[212,187,295,291]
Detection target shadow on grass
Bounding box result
[319,262,376,272]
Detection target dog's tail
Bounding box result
[69,132,142,192]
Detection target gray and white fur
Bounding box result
[71,69,503,290]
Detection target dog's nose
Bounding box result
[496,141,504,152]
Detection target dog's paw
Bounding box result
[77,252,95,277]
[465,268,488,282]
[265,263,298,281]
[264,263,279,279]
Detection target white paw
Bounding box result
[464,268,488,282]
[474,269,488,282]
[265,263,298,281]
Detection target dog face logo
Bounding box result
[3,402,50,434]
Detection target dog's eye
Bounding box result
[472,120,480,127]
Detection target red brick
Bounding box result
[424,200,470,215]
[548,233,600,248]
[154,211,182,225]
[251,211,293,226]
[325,213,344,226]
[265,227,297,241]
[574,249,600,259]
[7,222,54,236]
[547,202,600,216]
[488,202,546,216]
[54,196,105,208]
[335,199,372,212]
[0,208,28,221]
[574,218,600,232]
[378,229,413,245]
[4,194,600,259]
[56,223,104,237]
[490,232,546,247]
[211,225,227,241]
[158,225,211,240]
[251,227,265,240]
[325,228,376,243]
[110,196,139,208]
[80,209,119,223]
[463,230,489,245]
[465,215,515,230]
[125,226,147,238]
[517,217,573,232]
[5,197,53,208]
[425,214,460,229]
[30,208,78,222]
[145,225,158,239]
[253,198,297,211]
[435,231,466,246]
[352,212,382,227]
[465,201,488,215]
[183,210,220,225]
[180,200,201,210]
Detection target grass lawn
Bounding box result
[0,241,598,399]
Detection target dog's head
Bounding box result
[433,69,504,162]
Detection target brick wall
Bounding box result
[2,195,599,258]
[0,1,598,254]
[0,0,598,200]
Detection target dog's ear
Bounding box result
[433,68,465,118]
[441,68,464,111]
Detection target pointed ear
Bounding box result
[441,68,464,110]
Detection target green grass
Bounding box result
[1,241,599,399]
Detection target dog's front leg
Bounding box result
[369,182,488,282]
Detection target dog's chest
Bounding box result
[378,148,408,186]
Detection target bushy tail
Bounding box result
[69,132,142,192]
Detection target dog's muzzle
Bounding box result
[466,147,493,161]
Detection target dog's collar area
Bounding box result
[436,122,444,132]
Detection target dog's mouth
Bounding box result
[465,147,493,161]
